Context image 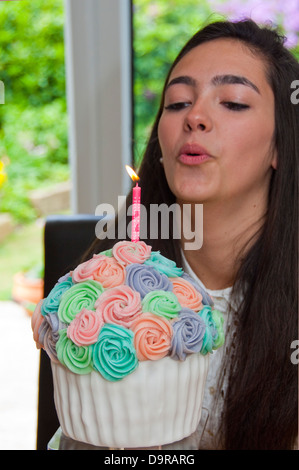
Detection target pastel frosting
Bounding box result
[95,285,142,328]
[56,328,94,375]
[33,240,225,382]
[58,280,104,323]
[170,308,206,361]
[67,308,104,347]
[199,305,224,355]
[38,313,62,363]
[31,300,44,349]
[72,254,125,288]
[170,277,203,311]
[145,251,184,277]
[142,290,181,320]
[41,276,74,316]
[125,263,172,298]
[131,312,172,361]
[93,323,138,381]
[112,240,151,265]
[181,273,214,307]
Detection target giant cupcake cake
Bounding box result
[32,240,224,448]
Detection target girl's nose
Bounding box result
[183,101,212,133]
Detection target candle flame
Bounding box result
[126,165,139,182]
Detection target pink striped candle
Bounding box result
[126,166,141,242]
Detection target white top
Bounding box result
[180,251,239,449]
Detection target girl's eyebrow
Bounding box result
[166,75,197,90]
[212,74,260,94]
[166,74,260,94]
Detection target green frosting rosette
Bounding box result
[142,290,181,320]
[144,251,183,277]
[58,280,104,324]
[93,323,138,381]
[211,309,225,349]
[56,329,93,374]
[199,305,224,355]
[98,248,113,257]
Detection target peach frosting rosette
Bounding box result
[72,254,125,288]
[131,312,172,361]
[112,240,151,266]
[95,285,142,328]
[170,277,203,312]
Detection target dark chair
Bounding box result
[36,214,102,450]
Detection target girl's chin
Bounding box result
[167,168,216,203]
[173,183,215,204]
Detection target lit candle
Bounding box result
[126,165,141,242]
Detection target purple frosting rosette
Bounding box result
[125,263,173,299]
[38,313,67,363]
[170,308,206,361]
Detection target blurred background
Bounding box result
[0,0,298,450]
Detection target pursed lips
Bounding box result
[178,143,213,165]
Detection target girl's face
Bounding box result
[158,39,276,206]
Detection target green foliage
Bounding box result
[0,0,65,107]
[0,0,68,223]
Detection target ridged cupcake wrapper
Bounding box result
[52,353,209,448]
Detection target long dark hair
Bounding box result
[85,19,298,449]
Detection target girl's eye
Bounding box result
[164,102,191,111]
[222,101,250,111]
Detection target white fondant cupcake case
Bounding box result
[52,353,209,448]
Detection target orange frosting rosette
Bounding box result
[72,254,125,288]
[170,277,203,312]
[131,312,172,361]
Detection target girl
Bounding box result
[86,19,298,450]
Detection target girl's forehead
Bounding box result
[170,38,267,81]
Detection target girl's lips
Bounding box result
[178,153,212,165]
[178,144,213,165]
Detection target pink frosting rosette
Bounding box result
[131,312,173,361]
[95,285,142,328]
[67,308,104,346]
[112,240,151,266]
[72,254,125,288]
[31,300,44,349]
[170,277,203,312]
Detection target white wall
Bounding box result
[64,0,133,214]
